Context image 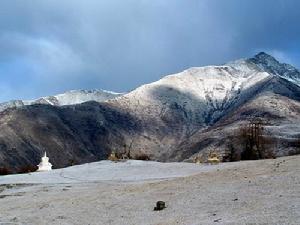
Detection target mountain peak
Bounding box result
[245,52,300,86]
[250,52,279,66]
[224,52,299,86]
[254,51,275,59]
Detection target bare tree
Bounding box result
[239,119,274,160]
[223,136,240,162]
[288,135,300,156]
[224,119,275,161]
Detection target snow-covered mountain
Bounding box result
[0,52,299,171]
[103,52,299,160]
[247,52,300,86]
[113,52,299,130]
[0,89,123,112]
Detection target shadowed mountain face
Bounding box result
[172,76,300,161]
[0,52,299,171]
[0,102,141,171]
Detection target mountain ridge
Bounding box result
[0,89,124,112]
[0,52,299,171]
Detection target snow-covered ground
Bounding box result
[0,156,299,225]
[0,160,229,184]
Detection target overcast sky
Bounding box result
[0,0,299,101]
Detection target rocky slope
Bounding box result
[0,89,123,112]
[0,52,299,170]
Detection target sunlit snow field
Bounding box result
[0,160,231,184]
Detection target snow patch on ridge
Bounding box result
[0,89,124,112]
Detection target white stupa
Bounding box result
[37,152,52,172]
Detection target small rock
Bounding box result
[154,201,166,211]
[56,216,66,220]
[233,198,238,201]
[11,217,18,222]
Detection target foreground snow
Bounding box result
[0,156,299,225]
[0,160,228,184]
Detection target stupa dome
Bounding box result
[37,152,52,172]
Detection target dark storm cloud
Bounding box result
[0,0,299,101]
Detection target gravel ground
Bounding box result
[0,156,299,225]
